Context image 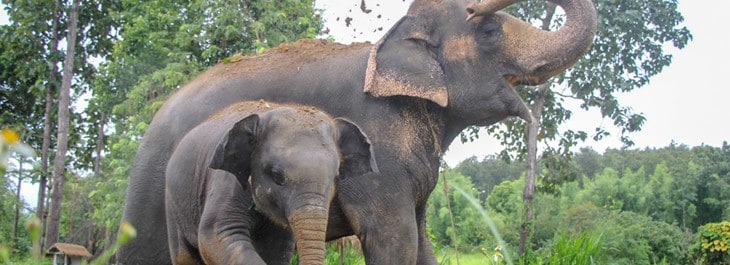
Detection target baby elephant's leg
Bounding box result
[198,175,266,265]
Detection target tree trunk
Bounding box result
[46,0,80,248]
[39,78,52,252]
[86,208,98,255]
[67,189,75,240]
[517,4,556,256]
[442,170,460,264]
[12,159,24,250]
[38,0,62,253]
[94,112,105,178]
[518,83,549,255]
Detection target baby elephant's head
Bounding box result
[210,106,377,264]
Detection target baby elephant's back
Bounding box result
[168,100,335,186]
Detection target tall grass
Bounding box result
[438,249,506,265]
[529,232,605,265]
[323,242,365,265]
[290,242,365,265]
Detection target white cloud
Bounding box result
[1,5,8,25]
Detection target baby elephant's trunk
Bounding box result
[289,205,329,265]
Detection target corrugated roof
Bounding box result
[47,243,93,257]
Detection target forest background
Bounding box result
[1,0,728,264]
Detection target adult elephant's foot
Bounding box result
[416,205,439,265]
[417,240,439,265]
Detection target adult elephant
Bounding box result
[117,0,597,264]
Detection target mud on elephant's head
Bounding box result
[365,0,597,126]
[209,105,378,264]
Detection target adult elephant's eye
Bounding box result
[477,21,502,52]
[481,23,501,37]
[271,168,286,186]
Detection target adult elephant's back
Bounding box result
[116,41,372,264]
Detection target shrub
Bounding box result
[692,221,730,264]
[521,231,605,265]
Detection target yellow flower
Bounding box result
[493,244,503,263]
[0,128,35,159]
[118,221,137,245]
[1,128,20,144]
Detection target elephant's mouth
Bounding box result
[505,73,543,87]
[503,74,534,123]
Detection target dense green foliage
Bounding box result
[427,143,730,264]
[427,170,492,252]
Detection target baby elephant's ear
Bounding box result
[334,118,379,179]
[210,114,259,189]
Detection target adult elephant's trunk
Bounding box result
[289,205,329,265]
[468,0,598,84]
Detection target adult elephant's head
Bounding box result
[365,0,597,125]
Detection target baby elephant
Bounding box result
[165,101,378,265]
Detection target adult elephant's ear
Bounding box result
[335,118,379,179]
[210,114,259,189]
[364,12,448,107]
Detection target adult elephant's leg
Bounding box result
[340,186,420,265]
[416,204,439,265]
[118,130,173,264]
[363,206,419,265]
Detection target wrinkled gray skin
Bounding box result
[165,102,377,265]
[118,0,596,264]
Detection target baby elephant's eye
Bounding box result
[271,168,285,186]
